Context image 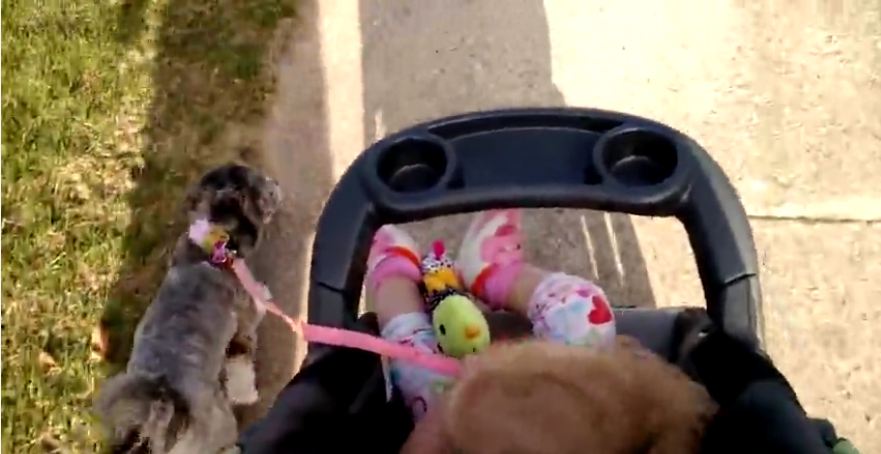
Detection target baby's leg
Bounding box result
[367,226,453,420]
[457,210,616,347]
[517,267,615,347]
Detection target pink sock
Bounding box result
[477,262,523,310]
[367,255,421,297]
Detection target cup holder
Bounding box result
[376,136,454,193]
[596,128,679,187]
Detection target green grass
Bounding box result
[1,0,295,451]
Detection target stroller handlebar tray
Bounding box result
[308,108,762,350]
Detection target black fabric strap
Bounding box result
[687,329,835,453]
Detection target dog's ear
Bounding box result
[249,171,281,225]
[225,152,282,224]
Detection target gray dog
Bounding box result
[95,163,282,453]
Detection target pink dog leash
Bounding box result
[229,258,463,377]
[188,218,462,377]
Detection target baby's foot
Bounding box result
[456,209,524,309]
[366,225,422,297]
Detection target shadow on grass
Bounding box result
[101,0,296,367]
[115,0,150,45]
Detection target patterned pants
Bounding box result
[381,272,615,420]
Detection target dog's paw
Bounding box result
[224,355,259,405]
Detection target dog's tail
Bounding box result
[94,373,189,453]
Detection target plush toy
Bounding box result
[421,241,491,358]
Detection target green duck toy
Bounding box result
[421,240,491,358]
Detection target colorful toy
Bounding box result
[188,218,234,266]
[421,241,491,358]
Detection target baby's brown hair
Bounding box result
[405,337,716,454]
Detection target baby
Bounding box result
[365,209,617,419]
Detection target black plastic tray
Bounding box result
[307,108,762,350]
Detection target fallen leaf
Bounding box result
[91,325,109,360]
[38,432,68,453]
[38,351,58,371]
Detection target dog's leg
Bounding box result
[168,387,239,454]
[206,396,240,452]
[223,354,259,405]
[229,290,265,355]
[224,297,264,405]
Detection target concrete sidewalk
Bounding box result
[252,1,880,450]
